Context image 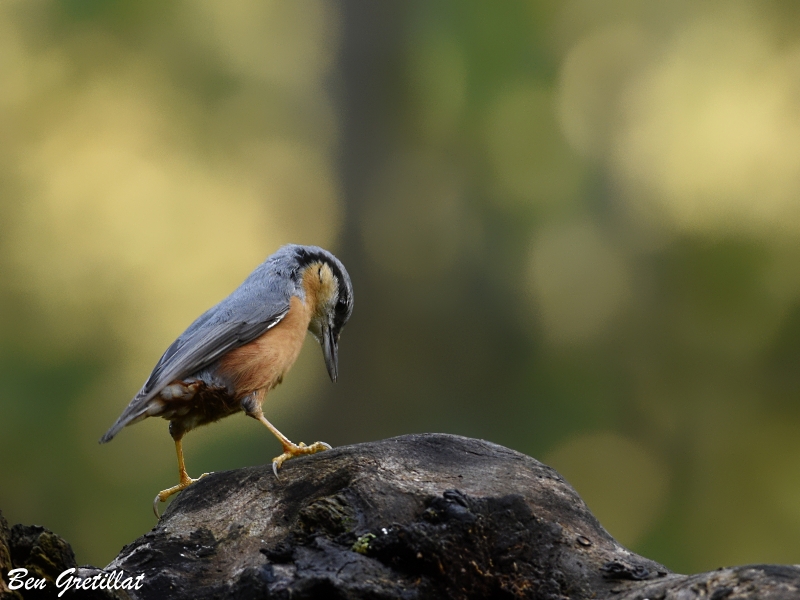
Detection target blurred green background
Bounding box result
[2,0,800,574]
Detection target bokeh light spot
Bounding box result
[544,431,669,548]
[527,221,632,345]
[407,29,467,142]
[613,13,800,236]
[486,83,583,210]
[557,23,650,160]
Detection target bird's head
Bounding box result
[286,245,354,382]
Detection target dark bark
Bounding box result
[3,434,800,599]
[0,511,127,600]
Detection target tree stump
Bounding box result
[3,433,800,599]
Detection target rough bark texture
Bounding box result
[3,434,800,599]
[0,510,127,600]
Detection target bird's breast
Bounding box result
[217,295,311,398]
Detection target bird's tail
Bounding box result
[98,397,150,444]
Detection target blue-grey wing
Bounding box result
[99,292,291,443]
[142,304,290,397]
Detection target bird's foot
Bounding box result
[272,441,332,478]
[152,472,210,518]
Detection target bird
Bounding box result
[99,244,354,517]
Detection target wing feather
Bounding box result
[100,284,291,443]
[142,306,289,397]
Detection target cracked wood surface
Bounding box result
[3,434,799,599]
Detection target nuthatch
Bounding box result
[100,245,354,517]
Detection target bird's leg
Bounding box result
[245,404,331,478]
[152,436,209,518]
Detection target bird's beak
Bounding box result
[322,325,339,382]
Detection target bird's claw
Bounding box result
[152,472,211,519]
[271,441,332,480]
